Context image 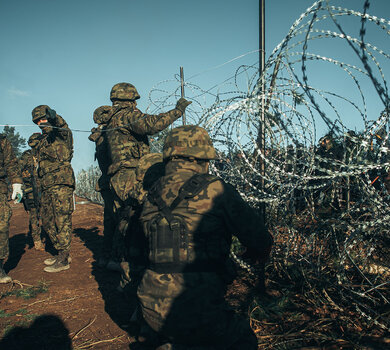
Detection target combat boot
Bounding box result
[0,259,12,283]
[44,255,72,266]
[44,249,70,273]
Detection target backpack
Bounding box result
[146,173,219,273]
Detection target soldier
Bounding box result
[20,133,44,251]
[119,153,164,297]
[32,105,75,273]
[0,134,23,283]
[105,82,191,271]
[135,125,274,349]
[88,106,116,268]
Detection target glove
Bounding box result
[175,97,192,114]
[12,183,23,203]
[46,107,57,122]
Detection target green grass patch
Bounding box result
[0,280,49,300]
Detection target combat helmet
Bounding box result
[136,153,164,182]
[32,105,50,124]
[163,125,217,160]
[28,133,42,148]
[110,83,140,102]
[93,105,112,125]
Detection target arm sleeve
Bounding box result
[127,108,182,135]
[221,182,273,253]
[51,114,74,147]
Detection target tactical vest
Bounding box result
[146,174,219,273]
[106,109,150,174]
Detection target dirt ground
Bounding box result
[2,198,388,350]
[0,198,257,350]
[0,198,137,349]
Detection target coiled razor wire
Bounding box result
[7,0,386,334]
[145,0,390,331]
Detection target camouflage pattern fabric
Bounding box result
[110,83,140,101]
[89,107,112,192]
[20,136,42,243]
[0,135,22,194]
[27,207,41,243]
[0,135,22,260]
[0,193,12,260]
[119,153,164,295]
[40,185,73,251]
[20,149,40,203]
[104,99,182,263]
[99,188,116,259]
[89,110,115,260]
[34,112,75,252]
[105,100,182,178]
[35,113,75,190]
[163,125,217,160]
[137,158,273,348]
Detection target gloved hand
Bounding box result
[46,107,57,122]
[175,97,192,114]
[11,183,23,203]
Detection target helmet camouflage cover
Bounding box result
[136,153,164,181]
[93,105,112,125]
[163,125,217,160]
[28,132,42,148]
[110,82,140,102]
[32,105,50,124]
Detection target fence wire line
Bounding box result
[5,0,390,333]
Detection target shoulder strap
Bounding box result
[148,181,175,224]
[169,174,219,211]
[148,174,220,225]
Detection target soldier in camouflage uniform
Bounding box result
[32,105,75,273]
[135,126,274,349]
[104,82,191,270]
[20,133,44,251]
[119,153,164,297]
[0,134,23,283]
[88,105,116,268]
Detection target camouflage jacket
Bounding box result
[88,125,111,191]
[105,101,182,176]
[19,149,40,200]
[0,134,22,194]
[140,159,273,273]
[36,114,75,190]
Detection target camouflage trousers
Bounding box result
[109,168,138,261]
[40,185,74,251]
[28,207,41,242]
[99,188,116,258]
[0,193,12,260]
[137,270,258,349]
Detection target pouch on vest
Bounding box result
[146,174,219,273]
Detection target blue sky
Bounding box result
[1,0,389,173]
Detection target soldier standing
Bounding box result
[135,125,274,349]
[88,105,116,268]
[32,105,75,273]
[0,134,23,283]
[119,152,164,297]
[104,82,191,271]
[20,133,44,251]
